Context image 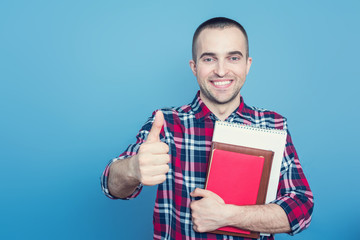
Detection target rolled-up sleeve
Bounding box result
[271,131,314,235]
[100,112,158,200]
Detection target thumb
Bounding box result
[190,188,210,198]
[190,188,224,203]
[146,110,164,143]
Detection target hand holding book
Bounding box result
[190,188,227,233]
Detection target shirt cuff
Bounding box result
[271,195,307,235]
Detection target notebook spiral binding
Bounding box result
[215,121,287,135]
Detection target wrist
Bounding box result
[125,155,142,183]
[223,204,244,228]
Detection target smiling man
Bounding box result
[101,17,314,240]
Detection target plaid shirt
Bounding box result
[101,92,314,240]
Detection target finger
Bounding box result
[149,164,170,176]
[142,174,167,186]
[140,142,169,154]
[193,223,198,232]
[150,154,170,165]
[147,154,170,166]
[139,153,170,166]
[140,161,169,175]
[190,188,223,202]
[190,188,207,197]
[147,111,164,143]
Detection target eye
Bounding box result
[229,56,240,61]
[203,57,214,62]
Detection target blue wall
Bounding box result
[1,1,359,239]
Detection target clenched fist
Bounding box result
[134,111,170,186]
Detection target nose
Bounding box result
[214,60,228,77]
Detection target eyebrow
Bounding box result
[228,51,244,57]
[199,52,216,59]
[199,51,244,59]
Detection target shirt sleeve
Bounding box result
[271,129,314,235]
[100,111,158,200]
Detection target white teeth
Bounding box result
[213,80,231,86]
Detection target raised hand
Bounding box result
[134,110,170,186]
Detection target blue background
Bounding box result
[1,1,359,239]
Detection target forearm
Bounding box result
[225,203,291,234]
[108,156,141,199]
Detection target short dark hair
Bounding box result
[192,17,249,61]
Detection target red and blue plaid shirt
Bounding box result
[101,92,314,240]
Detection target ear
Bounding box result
[189,60,197,77]
[246,57,252,75]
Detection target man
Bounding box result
[101,17,313,239]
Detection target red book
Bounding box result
[204,142,274,238]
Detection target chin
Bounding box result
[212,95,239,105]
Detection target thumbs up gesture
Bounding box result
[134,111,170,186]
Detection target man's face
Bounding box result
[190,27,252,107]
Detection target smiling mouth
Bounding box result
[213,80,232,86]
[210,80,233,88]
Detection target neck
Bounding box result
[200,92,241,121]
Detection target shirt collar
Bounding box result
[190,91,212,120]
[190,91,245,122]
